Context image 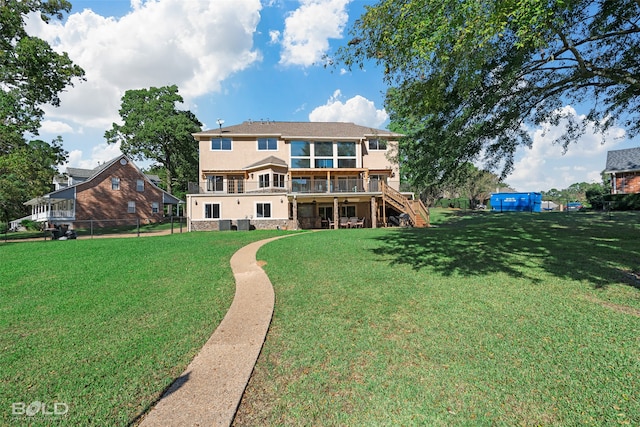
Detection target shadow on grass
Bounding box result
[371,212,640,289]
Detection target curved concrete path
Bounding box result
[139,234,293,426]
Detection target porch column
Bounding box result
[333,197,339,229]
[292,196,298,228]
[371,196,377,229]
[326,170,330,193]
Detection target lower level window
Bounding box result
[205,203,221,219]
[151,202,159,213]
[128,201,136,213]
[256,203,271,218]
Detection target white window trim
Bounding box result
[257,138,278,151]
[206,175,224,193]
[210,137,233,151]
[204,202,221,219]
[290,140,360,169]
[255,202,272,218]
[368,139,388,151]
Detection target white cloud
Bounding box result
[279,0,350,67]
[40,120,76,134]
[504,105,627,191]
[26,0,263,130]
[269,30,281,44]
[65,142,124,170]
[309,89,388,128]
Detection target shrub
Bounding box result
[603,193,640,210]
[20,219,40,231]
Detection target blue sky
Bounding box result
[26,0,639,192]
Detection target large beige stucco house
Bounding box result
[186,121,428,231]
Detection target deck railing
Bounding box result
[190,179,401,195]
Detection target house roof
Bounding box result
[243,155,287,171]
[194,121,402,140]
[604,147,640,173]
[66,167,96,179]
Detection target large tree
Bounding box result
[340,0,640,183]
[105,85,202,195]
[0,0,85,222]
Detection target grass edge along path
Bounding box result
[235,212,640,426]
[0,230,287,425]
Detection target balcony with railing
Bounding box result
[190,178,399,195]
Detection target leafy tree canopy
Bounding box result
[0,137,67,221]
[1,0,85,221]
[1,0,85,147]
[105,85,202,194]
[340,0,640,185]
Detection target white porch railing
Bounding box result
[32,210,75,221]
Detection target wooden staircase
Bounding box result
[380,182,430,227]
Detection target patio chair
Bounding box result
[355,217,365,228]
[339,217,349,228]
[348,217,358,228]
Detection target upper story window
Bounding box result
[274,173,285,188]
[136,179,144,191]
[337,142,356,168]
[258,138,278,151]
[111,177,120,190]
[206,175,224,192]
[211,138,232,151]
[314,141,333,168]
[368,139,387,150]
[258,173,285,189]
[290,140,358,169]
[258,173,270,188]
[290,140,311,168]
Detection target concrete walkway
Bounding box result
[139,234,293,426]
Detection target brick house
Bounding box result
[187,121,429,231]
[604,147,640,194]
[25,154,181,228]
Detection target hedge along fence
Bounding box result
[602,193,640,210]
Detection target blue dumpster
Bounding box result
[490,192,542,212]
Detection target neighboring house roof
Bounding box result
[66,167,96,179]
[243,156,288,171]
[604,147,640,173]
[194,121,402,139]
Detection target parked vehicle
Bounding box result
[566,202,583,211]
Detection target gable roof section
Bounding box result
[194,121,402,140]
[66,167,95,179]
[243,155,287,171]
[604,147,640,173]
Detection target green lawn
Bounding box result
[235,211,640,426]
[0,230,284,425]
[2,212,639,425]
